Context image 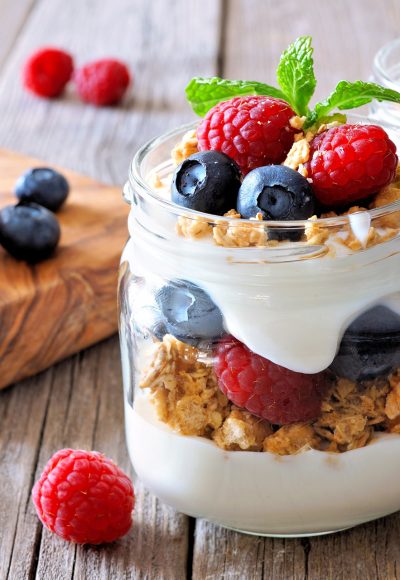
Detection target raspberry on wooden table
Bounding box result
[214,337,328,425]
[75,59,131,106]
[197,95,300,175]
[23,47,74,98]
[32,449,134,544]
[305,124,398,206]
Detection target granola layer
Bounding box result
[139,335,400,456]
[150,131,400,251]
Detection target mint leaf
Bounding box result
[276,36,316,117]
[185,77,286,117]
[307,80,400,126]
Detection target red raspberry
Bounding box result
[32,449,134,544]
[75,59,130,106]
[197,96,299,175]
[23,47,73,98]
[305,124,398,206]
[214,337,327,425]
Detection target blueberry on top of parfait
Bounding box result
[237,165,316,240]
[172,150,241,215]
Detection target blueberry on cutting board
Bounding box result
[330,305,400,381]
[0,202,61,263]
[15,167,69,212]
[172,150,241,215]
[154,279,224,346]
[237,165,315,240]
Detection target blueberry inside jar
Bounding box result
[119,37,400,537]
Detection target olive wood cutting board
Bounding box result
[0,148,128,389]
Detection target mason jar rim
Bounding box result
[128,116,400,229]
[373,37,400,89]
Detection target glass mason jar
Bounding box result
[370,37,400,125]
[119,116,400,537]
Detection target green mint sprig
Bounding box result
[185,36,400,128]
[276,35,316,117]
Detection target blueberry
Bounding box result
[330,306,400,382]
[172,151,241,215]
[237,165,315,241]
[15,167,69,212]
[154,279,224,346]
[0,202,60,263]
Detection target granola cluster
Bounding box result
[139,335,400,456]
[314,377,389,452]
[140,335,229,436]
[174,202,399,252]
[171,129,198,166]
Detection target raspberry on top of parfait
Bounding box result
[197,96,300,175]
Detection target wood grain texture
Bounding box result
[0,0,222,184]
[222,0,400,101]
[2,338,190,580]
[0,0,221,577]
[0,0,36,68]
[0,149,128,389]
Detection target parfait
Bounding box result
[119,37,400,536]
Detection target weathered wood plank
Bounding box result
[73,339,189,580]
[192,520,307,580]
[192,520,266,580]
[6,348,99,580]
[0,369,54,579]
[305,516,400,580]
[223,0,400,100]
[0,0,222,184]
[2,338,189,580]
[0,0,222,578]
[0,0,36,68]
[192,1,400,579]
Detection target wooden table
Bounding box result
[1,1,400,578]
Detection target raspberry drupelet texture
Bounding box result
[23,48,74,98]
[75,59,131,106]
[32,449,134,544]
[197,96,300,175]
[305,124,398,206]
[215,337,328,425]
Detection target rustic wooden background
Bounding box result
[1,1,400,578]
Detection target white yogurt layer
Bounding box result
[125,396,400,535]
[124,210,400,373]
